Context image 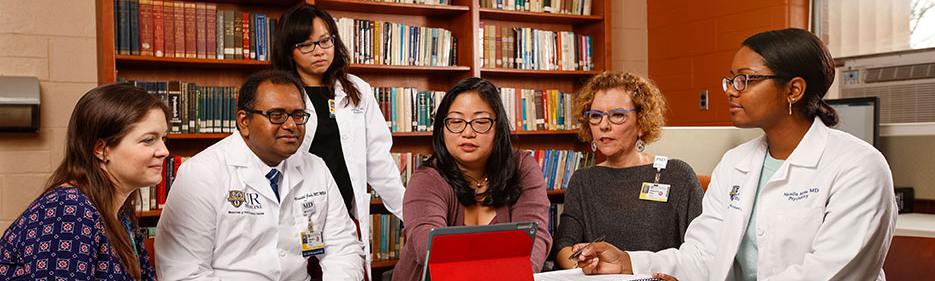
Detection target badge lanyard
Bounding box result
[640,156,671,202]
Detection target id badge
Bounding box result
[301,231,325,257]
[328,99,336,119]
[639,182,671,202]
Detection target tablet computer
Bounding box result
[421,221,538,281]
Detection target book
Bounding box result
[223,10,234,59]
[242,12,250,60]
[195,2,206,59]
[183,2,196,58]
[129,0,141,55]
[152,0,164,57]
[117,0,131,55]
[139,0,153,56]
[248,13,256,60]
[234,12,243,59]
[173,0,185,57]
[162,0,174,57]
[167,81,182,133]
[206,3,216,59]
[216,9,224,59]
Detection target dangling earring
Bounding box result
[635,138,645,152]
[591,141,597,152]
[789,98,795,115]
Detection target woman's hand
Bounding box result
[652,273,678,281]
[570,241,633,275]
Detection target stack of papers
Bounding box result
[534,269,660,281]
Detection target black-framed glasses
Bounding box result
[583,108,636,125]
[721,74,779,92]
[444,117,496,134]
[245,109,311,125]
[294,35,335,54]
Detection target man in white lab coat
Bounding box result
[155,70,364,281]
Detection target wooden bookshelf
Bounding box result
[95,0,610,278]
[137,210,162,217]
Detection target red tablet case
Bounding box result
[427,229,535,281]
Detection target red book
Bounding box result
[184,2,196,58]
[163,0,174,57]
[206,3,216,59]
[139,0,154,56]
[195,2,206,59]
[157,158,167,210]
[242,12,250,60]
[173,1,185,57]
[153,0,164,57]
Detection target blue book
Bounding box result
[381,214,388,259]
[129,0,140,55]
[391,88,397,132]
[542,150,552,189]
[561,151,575,189]
[256,14,267,60]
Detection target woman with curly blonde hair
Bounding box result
[551,71,704,269]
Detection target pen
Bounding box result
[567,235,606,260]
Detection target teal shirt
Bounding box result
[734,151,784,281]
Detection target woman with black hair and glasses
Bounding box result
[271,3,406,274]
[569,28,896,281]
[392,77,552,281]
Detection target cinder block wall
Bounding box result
[0,0,98,231]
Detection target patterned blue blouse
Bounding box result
[0,186,157,280]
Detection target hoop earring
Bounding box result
[636,138,645,152]
[591,141,597,152]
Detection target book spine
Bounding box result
[242,12,250,60]
[195,2,206,59]
[162,0,174,57]
[138,0,153,56]
[216,9,224,59]
[234,12,243,59]
[167,81,182,133]
[184,2,196,58]
[256,14,267,60]
[249,13,256,60]
[206,3,216,59]
[173,1,185,57]
[117,0,130,55]
[152,0,164,57]
[224,10,234,59]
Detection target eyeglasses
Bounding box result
[444,117,496,134]
[294,35,335,54]
[583,108,637,125]
[721,74,779,92]
[245,109,311,125]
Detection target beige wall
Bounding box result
[610,0,648,76]
[880,136,935,199]
[645,127,762,176]
[0,0,98,231]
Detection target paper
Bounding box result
[534,269,657,281]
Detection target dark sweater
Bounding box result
[551,159,704,262]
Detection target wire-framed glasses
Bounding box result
[294,35,335,54]
[721,74,779,92]
[584,108,637,125]
[245,109,311,125]
[444,117,496,134]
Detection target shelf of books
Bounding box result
[317,0,469,16]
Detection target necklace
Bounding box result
[473,177,488,188]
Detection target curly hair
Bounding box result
[575,71,667,144]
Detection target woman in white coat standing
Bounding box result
[271,3,405,276]
[570,28,897,281]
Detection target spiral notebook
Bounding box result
[534,269,663,281]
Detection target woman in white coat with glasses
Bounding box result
[271,4,405,276]
[570,28,897,281]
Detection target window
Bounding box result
[816,0,935,57]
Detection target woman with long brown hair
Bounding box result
[0,83,168,280]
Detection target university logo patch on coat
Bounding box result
[228,190,245,208]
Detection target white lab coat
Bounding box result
[155,134,365,281]
[628,118,897,281]
[300,74,406,270]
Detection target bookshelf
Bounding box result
[96,0,610,277]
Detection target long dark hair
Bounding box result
[44,83,170,279]
[426,77,521,207]
[742,28,838,126]
[272,3,362,107]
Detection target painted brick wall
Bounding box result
[648,0,809,126]
[0,0,98,232]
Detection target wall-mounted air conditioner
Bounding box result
[835,48,935,136]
